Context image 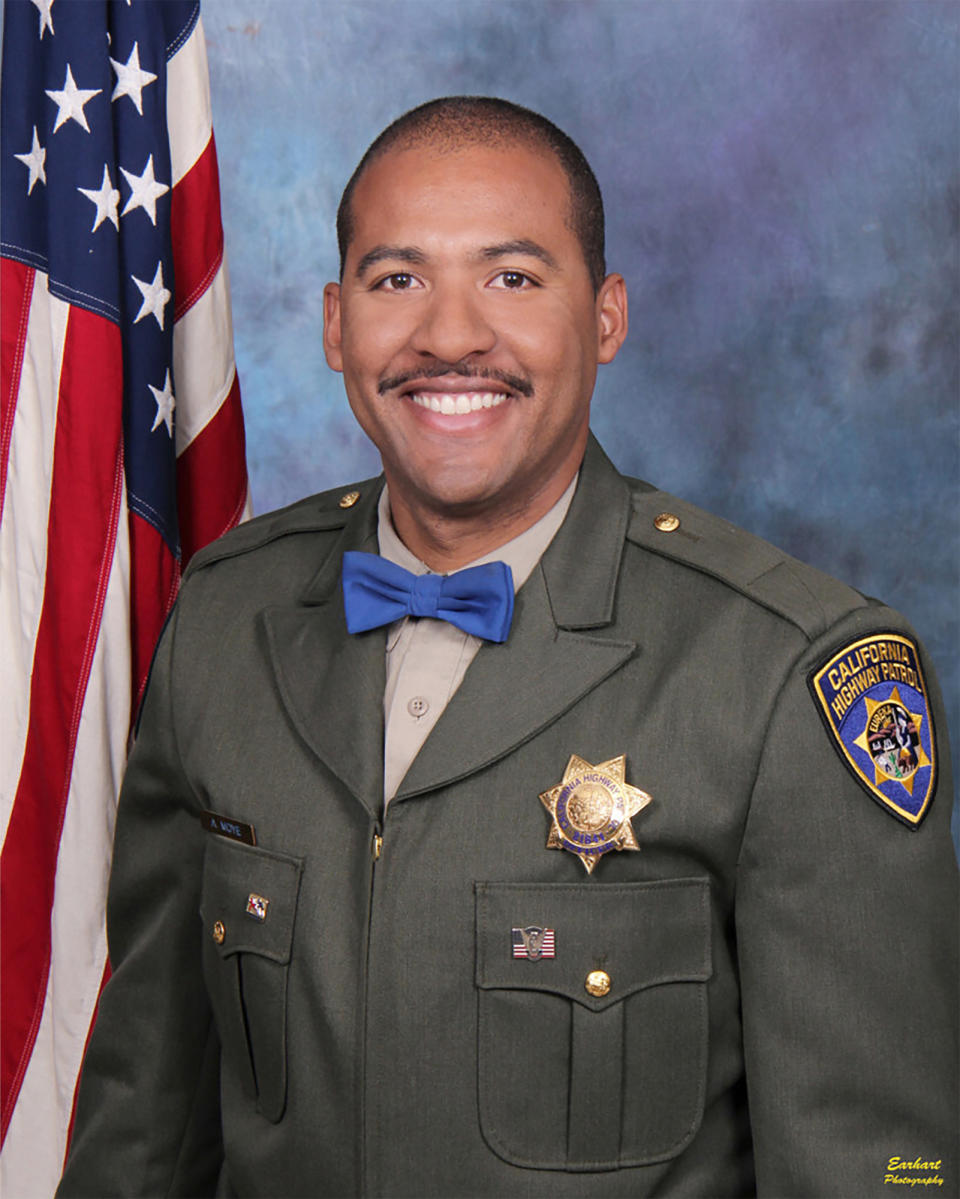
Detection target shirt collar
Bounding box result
[377,472,578,593]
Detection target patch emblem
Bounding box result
[809,633,936,825]
[512,926,555,960]
[539,754,653,873]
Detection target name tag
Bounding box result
[201,810,256,846]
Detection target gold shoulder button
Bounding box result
[653,512,680,533]
[339,490,360,509]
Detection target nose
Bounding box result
[408,280,497,362]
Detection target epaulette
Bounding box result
[184,476,382,579]
[625,485,867,642]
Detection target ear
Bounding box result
[323,282,344,372]
[595,273,628,364]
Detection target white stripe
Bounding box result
[0,275,70,847]
[167,15,213,187]
[0,498,130,1197]
[173,255,237,453]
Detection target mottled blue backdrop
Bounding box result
[202,0,958,833]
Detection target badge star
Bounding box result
[46,64,102,134]
[120,155,169,225]
[148,370,176,437]
[31,0,54,40]
[15,126,47,194]
[109,42,157,115]
[853,686,931,794]
[539,754,652,874]
[77,165,120,232]
[131,261,171,329]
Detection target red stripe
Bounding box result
[129,511,180,715]
[62,958,111,1166]
[170,135,224,322]
[176,373,247,566]
[0,308,124,1141]
[0,258,34,518]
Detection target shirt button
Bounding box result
[407,696,430,718]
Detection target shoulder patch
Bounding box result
[808,632,936,826]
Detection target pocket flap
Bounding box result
[200,836,303,963]
[475,879,710,1010]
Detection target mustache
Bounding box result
[377,360,534,398]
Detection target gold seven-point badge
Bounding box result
[539,754,652,874]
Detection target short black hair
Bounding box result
[336,96,606,292]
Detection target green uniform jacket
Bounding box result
[59,437,958,1198]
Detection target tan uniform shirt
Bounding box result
[378,477,577,804]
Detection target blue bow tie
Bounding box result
[341,551,514,642]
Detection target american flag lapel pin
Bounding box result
[511,925,555,960]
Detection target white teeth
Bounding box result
[409,391,508,414]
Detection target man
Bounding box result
[60,97,957,1198]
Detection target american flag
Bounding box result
[512,927,556,959]
[0,1,249,1191]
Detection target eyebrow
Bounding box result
[476,240,559,270]
[353,238,560,278]
[354,245,428,277]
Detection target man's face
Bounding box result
[323,140,627,527]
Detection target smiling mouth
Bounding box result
[408,391,509,414]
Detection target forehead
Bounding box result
[346,141,576,259]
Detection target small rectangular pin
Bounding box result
[512,926,555,960]
[246,893,269,921]
[200,810,256,846]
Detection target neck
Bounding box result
[386,469,579,572]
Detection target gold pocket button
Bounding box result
[585,969,611,997]
[212,920,226,945]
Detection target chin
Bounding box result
[413,467,506,514]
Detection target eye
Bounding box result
[489,270,536,291]
[373,272,422,292]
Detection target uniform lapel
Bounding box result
[261,484,386,818]
[395,437,639,800]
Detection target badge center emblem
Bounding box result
[540,754,652,874]
[564,779,616,831]
[865,701,919,781]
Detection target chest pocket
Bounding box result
[475,878,711,1171]
[200,836,303,1122]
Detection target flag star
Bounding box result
[46,64,102,133]
[31,0,54,39]
[77,164,120,232]
[120,155,170,225]
[109,42,157,115]
[131,262,171,329]
[149,370,176,437]
[14,126,47,194]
